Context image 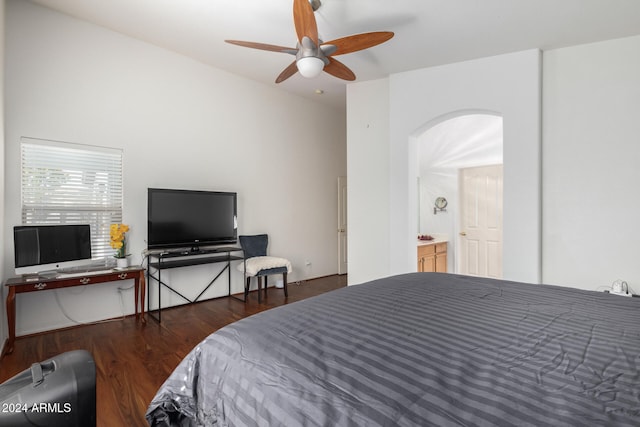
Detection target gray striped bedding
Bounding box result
[146,272,640,426]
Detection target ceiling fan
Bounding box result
[225,0,394,83]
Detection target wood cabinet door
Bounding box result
[423,255,436,272]
[435,253,447,272]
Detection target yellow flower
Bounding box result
[110,223,129,257]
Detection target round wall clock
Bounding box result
[435,197,448,210]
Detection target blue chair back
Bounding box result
[239,234,268,259]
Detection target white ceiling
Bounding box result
[29,0,640,110]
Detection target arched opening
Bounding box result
[411,111,503,276]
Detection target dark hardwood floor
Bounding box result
[0,275,347,427]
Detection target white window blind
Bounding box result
[21,137,123,259]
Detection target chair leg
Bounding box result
[257,277,262,303]
[245,277,251,302]
[283,272,288,298]
[264,276,268,299]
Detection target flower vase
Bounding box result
[116,257,129,269]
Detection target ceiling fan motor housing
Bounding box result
[296,37,330,64]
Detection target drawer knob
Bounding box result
[34,283,47,290]
[118,273,128,280]
[80,277,90,285]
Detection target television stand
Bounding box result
[146,246,243,322]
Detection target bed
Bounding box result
[146,272,640,426]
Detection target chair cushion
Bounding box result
[237,256,292,277]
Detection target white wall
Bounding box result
[542,35,640,291]
[348,50,541,285]
[1,0,6,353]
[348,36,640,293]
[4,0,346,336]
[346,79,390,285]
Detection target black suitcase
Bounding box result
[0,349,96,427]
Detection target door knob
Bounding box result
[459,231,467,236]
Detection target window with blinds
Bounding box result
[20,137,123,259]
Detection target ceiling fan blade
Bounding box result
[225,40,297,55]
[323,31,394,56]
[293,0,318,46]
[323,57,356,81]
[275,61,299,83]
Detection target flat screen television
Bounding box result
[14,224,92,275]
[147,188,238,251]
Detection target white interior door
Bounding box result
[459,165,503,278]
[338,176,348,275]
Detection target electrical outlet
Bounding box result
[305,260,312,266]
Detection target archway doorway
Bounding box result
[416,113,503,277]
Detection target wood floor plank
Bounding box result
[0,275,346,426]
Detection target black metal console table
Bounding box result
[146,246,243,322]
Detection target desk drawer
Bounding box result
[9,271,136,293]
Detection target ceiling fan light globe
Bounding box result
[296,57,324,78]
